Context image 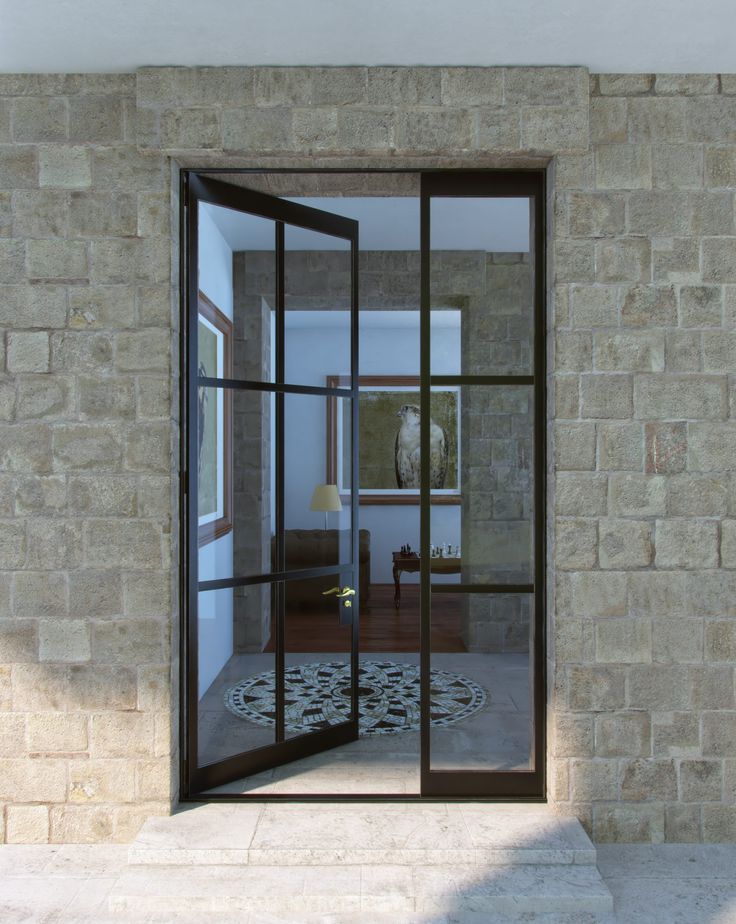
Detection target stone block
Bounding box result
[551,713,593,757]
[5,805,50,844]
[686,97,736,142]
[39,144,91,188]
[0,143,38,188]
[651,144,703,189]
[137,66,250,107]
[27,239,88,282]
[336,110,395,151]
[136,375,169,419]
[702,806,736,842]
[12,97,67,142]
[705,147,736,188]
[629,665,691,710]
[705,621,736,662]
[665,804,701,843]
[12,189,69,237]
[0,286,68,328]
[598,74,653,96]
[570,571,627,618]
[69,758,135,803]
[702,331,736,373]
[0,240,25,282]
[115,329,169,372]
[506,67,587,105]
[93,618,162,665]
[68,475,136,518]
[27,713,88,753]
[703,238,736,283]
[397,109,473,152]
[555,472,608,516]
[555,375,579,418]
[68,192,137,237]
[596,618,651,663]
[91,147,163,191]
[597,421,644,471]
[570,758,618,801]
[593,803,664,844]
[645,421,686,474]
[568,665,625,711]
[679,286,722,328]
[0,618,36,661]
[90,712,155,758]
[628,571,686,620]
[556,518,597,569]
[634,375,727,419]
[137,664,170,712]
[52,331,114,373]
[26,518,82,569]
[594,331,664,372]
[655,518,719,569]
[521,106,588,152]
[66,664,137,712]
[687,422,736,471]
[628,191,690,236]
[554,153,594,190]
[124,422,170,473]
[292,108,340,151]
[580,373,633,418]
[222,108,293,152]
[691,665,736,709]
[137,192,170,238]
[52,424,122,472]
[690,191,736,236]
[567,192,625,237]
[475,108,521,150]
[16,375,74,420]
[702,712,736,756]
[628,98,688,142]
[158,108,221,150]
[0,517,27,568]
[13,570,68,619]
[49,805,113,843]
[596,238,651,284]
[652,712,699,759]
[589,97,627,143]
[0,757,67,802]
[595,145,651,189]
[652,617,703,663]
[555,422,596,471]
[440,68,503,105]
[599,519,653,569]
[0,422,52,473]
[78,375,135,419]
[69,569,122,619]
[658,327,699,369]
[122,571,169,618]
[136,286,170,327]
[555,241,595,284]
[722,519,736,569]
[68,96,124,142]
[666,473,730,516]
[653,238,700,285]
[686,571,736,618]
[620,759,677,801]
[609,473,666,517]
[39,619,90,663]
[84,519,162,569]
[6,331,49,373]
[135,758,171,801]
[570,285,619,327]
[365,68,442,105]
[595,712,652,758]
[655,74,719,95]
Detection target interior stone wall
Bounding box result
[1,65,735,844]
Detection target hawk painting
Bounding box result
[395,404,449,489]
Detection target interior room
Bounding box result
[192,172,537,795]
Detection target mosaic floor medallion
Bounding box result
[224,660,488,736]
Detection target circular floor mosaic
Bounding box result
[224,660,487,736]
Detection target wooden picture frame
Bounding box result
[197,290,233,546]
[326,375,461,506]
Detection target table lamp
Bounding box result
[309,484,342,530]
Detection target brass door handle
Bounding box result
[322,586,355,606]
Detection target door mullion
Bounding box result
[275,220,285,744]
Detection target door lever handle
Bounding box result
[322,586,355,600]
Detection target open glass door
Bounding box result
[184,174,359,794]
[419,171,546,797]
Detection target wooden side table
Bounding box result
[392,552,462,609]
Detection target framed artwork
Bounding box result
[327,375,461,505]
[197,290,233,546]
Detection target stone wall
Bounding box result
[0,74,175,843]
[0,65,734,844]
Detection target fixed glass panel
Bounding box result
[429,386,534,584]
[284,225,352,388]
[284,393,353,572]
[429,197,533,376]
[198,201,276,385]
[429,591,533,771]
[197,587,276,766]
[283,574,354,741]
[198,388,275,581]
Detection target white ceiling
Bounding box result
[1,0,732,74]
[203,197,530,252]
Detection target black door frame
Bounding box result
[179,168,546,802]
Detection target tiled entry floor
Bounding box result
[200,652,531,795]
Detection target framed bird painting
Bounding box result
[326,375,461,505]
[197,291,233,545]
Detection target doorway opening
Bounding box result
[181,169,546,800]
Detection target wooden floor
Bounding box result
[265,584,466,653]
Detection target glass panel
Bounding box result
[284,393,353,572]
[198,388,275,581]
[284,574,354,740]
[429,197,533,376]
[198,201,276,384]
[429,592,533,770]
[197,587,275,766]
[284,225,351,388]
[430,386,533,585]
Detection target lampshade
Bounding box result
[309,484,343,513]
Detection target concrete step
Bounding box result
[108,862,614,918]
[128,803,598,868]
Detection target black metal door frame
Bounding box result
[180,168,546,801]
[182,173,360,795]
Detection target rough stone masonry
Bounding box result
[0,66,735,843]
